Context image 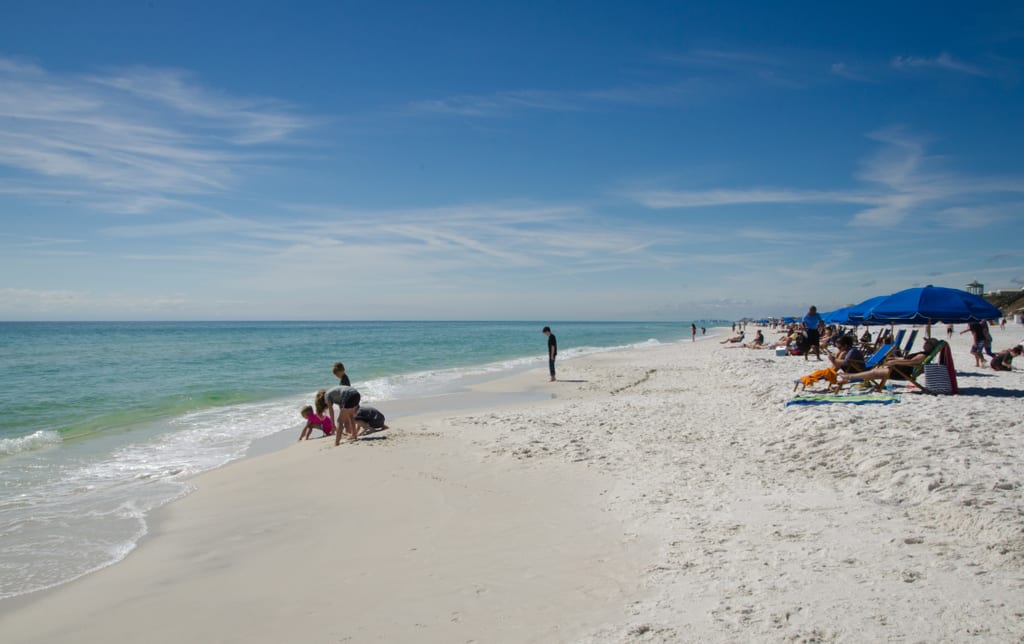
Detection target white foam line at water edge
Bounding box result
[0,497,160,601]
[358,339,669,401]
[0,400,300,600]
[0,430,62,456]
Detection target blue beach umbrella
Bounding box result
[860,285,1002,324]
[820,306,854,324]
[846,295,890,325]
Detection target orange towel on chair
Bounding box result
[798,367,837,388]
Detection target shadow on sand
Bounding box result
[952,386,1024,398]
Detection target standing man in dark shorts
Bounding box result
[543,326,557,382]
[801,305,824,361]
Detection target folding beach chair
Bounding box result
[905,340,958,395]
[845,339,950,394]
[863,342,898,369]
[900,329,918,356]
[891,329,906,351]
[830,342,898,393]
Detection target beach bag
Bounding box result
[923,363,954,395]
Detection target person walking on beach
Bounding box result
[801,305,824,361]
[691,323,697,342]
[316,385,361,445]
[543,326,557,382]
[962,323,987,367]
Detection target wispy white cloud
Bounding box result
[623,187,870,209]
[0,287,196,316]
[409,78,714,117]
[891,52,989,77]
[410,90,583,116]
[663,47,810,88]
[90,68,313,144]
[0,56,315,214]
[622,126,1024,227]
[829,62,872,82]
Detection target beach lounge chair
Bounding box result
[838,339,949,394]
[906,340,958,395]
[863,342,898,369]
[900,329,918,356]
[818,342,896,393]
[891,329,906,351]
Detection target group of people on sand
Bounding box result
[729,305,1022,394]
[297,362,389,445]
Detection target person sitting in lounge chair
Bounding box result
[836,337,940,391]
[725,329,765,349]
[720,331,745,344]
[794,335,865,391]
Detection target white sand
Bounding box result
[2,325,1023,642]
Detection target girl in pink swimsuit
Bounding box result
[298,405,334,440]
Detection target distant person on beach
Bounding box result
[332,362,351,386]
[316,385,361,444]
[354,406,389,435]
[543,326,557,381]
[725,329,765,349]
[720,330,744,344]
[990,346,1022,371]
[983,321,995,357]
[801,306,824,361]
[701,327,706,335]
[298,405,334,440]
[946,324,954,339]
[691,323,697,342]
[962,323,987,367]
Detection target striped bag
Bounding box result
[923,363,954,395]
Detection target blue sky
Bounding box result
[1,1,1022,321]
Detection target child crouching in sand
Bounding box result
[298,405,334,440]
[354,406,389,436]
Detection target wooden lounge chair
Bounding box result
[863,342,898,369]
[899,329,918,356]
[890,329,906,351]
[905,340,957,395]
[835,340,947,393]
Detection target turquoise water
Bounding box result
[0,320,713,600]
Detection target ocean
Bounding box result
[0,320,710,600]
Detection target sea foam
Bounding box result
[0,430,61,456]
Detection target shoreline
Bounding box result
[3,325,1023,641]
[0,346,663,642]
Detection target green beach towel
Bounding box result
[785,392,899,407]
